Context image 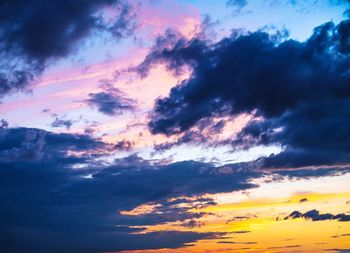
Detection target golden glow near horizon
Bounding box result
[118,172,350,253]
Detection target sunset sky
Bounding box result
[1,0,350,252]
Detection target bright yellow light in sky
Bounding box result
[118,172,350,253]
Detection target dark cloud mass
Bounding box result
[0,0,135,97]
[0,126,262,252]
[1,126,344,252]
[138,19,350,168]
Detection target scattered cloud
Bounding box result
[299,198,308,203]
[114,140,134,151]
[85,83,135,116]
[51,117,74,129]
[285,209,350,222]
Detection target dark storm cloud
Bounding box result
[136,19,350,168]
[285,209,350,222]
[85,86,135,116]
[0,126,262,252]
[0,0,136,97]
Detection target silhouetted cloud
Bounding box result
[299,198,308,203]
[226,216,252,224]
[0,0,136,97]
[285,209,350,222]
[216,241,257,244]
[325,249,350,253]
[137,19,350,168]
[331,233,350,238]
[267,245,301,249]
[180,219,205,228]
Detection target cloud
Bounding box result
[325,249,350,253]
[0,126,109,163]
[1,229,218,253]
[1,125,349,252]
[216,241,257,244]
[0,119,9,128]
[331,233,350,238]
[226,0,247,8]
[180,219,205,228]
[267,245,301,249]
[85,84,135,116]
[136,18,350,168]
[51,117,74,129]
[285,209,350,222]
[226,216,252,224]
[226,0,248,14]
[270,0,350,9]
[114,140,134,151]
[0,126,262,252]
[0,0,136,97]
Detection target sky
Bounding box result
[1,0,350,252]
